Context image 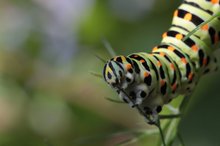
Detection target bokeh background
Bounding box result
[0,0,220,146]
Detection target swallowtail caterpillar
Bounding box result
[102,0,220,145]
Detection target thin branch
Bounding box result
[177,132,185,146]
[116,129,158,146]
[102,38,117,57]
[159,114,181,120]
[183,11,220,41]
[116,86,153,123]
[117,137,139,146]
[90,71,103,78]
[104,97,125,103]
[179,96,190,113]
[155,119,166,146]
[94,54,106,63]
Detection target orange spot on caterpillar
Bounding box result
[175,33,183,40]
[172,83,177,91]
[191,45,198,51]
[152,47,158,51]
[170,63,175,70]
[181,58,187,64]
[215,34,219,43]
[160,52,165,56]
[140,59,145,63]
[144,72,149,77]
[160,80,165,86]
[184,13,192,21]
[157,61,162,67]
[168,46,175,51]
[188,72,193,81]
[203,58,207,65]
[211,0,219,4]
[162,32,167,38]
[174,10,178,17]
[126,64,132,70]
[201,24,209,31]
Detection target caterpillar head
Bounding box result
[103,56,135,89]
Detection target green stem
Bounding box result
[159,114,181,120]
[183,11,220,41]
[104,97,125,103]
[102,38,117,57]
[116,129,158,146]
[155,119,167,146]
[165,118,180,146]
[177,132,185,146]
[94,54,106,63]
[179,96,190,113]
[90,71,103,78]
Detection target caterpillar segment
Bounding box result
[103,0,220,123]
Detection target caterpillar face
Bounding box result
[103,55,156,108]
[103,56,135,89]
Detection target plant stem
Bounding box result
[159,114,181,120]
[177,132,185,146]
[102,38,116,57]
[183,11,220,41]
[155,119,166,146]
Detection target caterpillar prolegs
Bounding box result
[103,0,219,124]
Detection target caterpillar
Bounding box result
[103,0,220,124]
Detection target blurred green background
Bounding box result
[0,0,220,146]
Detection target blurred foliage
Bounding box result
[0,0,220,146]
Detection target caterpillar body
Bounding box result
[103,0,219,123]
